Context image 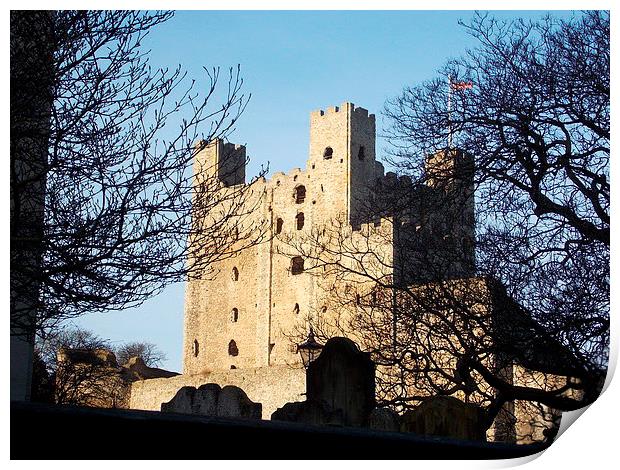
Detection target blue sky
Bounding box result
[72,10,578,372]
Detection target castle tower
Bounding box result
[428,148,475,276]
[307,103,381,226]
[423,148,476,279]
[194,138,246,188]
[183,104,386,377]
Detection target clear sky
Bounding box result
[72,10,579,372]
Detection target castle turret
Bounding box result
[194,138,246,187]
[307,102,379,226]
[425,148,476,278]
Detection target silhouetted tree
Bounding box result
[30,351,55,404]
[382,10,609,381]
[11,11,265,399]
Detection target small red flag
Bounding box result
[451,81,473,90]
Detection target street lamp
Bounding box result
[297,327,323,368]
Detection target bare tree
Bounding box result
[36,327,111,368]
[278,11,608,443]
[114,341,167,368]
[382,10,609,380]
[11,11,266,399]
[34,328,172,407]
[33,327,121,406]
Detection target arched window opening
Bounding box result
[296,212,305,230]
[323,147,333,159]
[293,303,300,315]
[193,340,199,358]
[231,308,239,323]
[321,306,327,314]
[358,146,366,160]
[294,185,306,204]
[230,365,237,369]
[228,340,239,357]
[276,217,284,234]
[232,267,239,281]
[291,256,304,275]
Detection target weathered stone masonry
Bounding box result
[132,102,475,414]
[129,102,567,444]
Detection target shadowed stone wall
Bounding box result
[162,383,262,419]
[130,365,305,419]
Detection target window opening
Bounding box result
[294,185,306,204]
[296,212,305,230]
[291,256,304,275]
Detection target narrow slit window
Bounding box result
[232,267,239,281]
[358,146,365,160]
[296,212,305,230]
[276,217,284,234]
[231,308,239,323]
[193,340,199,357]
[228,340,239,357]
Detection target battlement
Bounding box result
[195,139,245,152]
[377,172,413,189]
[222,142,246,153]
[310,102,374,121]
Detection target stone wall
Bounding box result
[130,365,305,419]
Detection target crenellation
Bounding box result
[352,106,368,118]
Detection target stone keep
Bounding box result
[182,102,475,376]
[129,102,572,444]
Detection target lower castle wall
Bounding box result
[129,365,306,419]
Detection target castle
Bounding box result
[182,102,475,374]
[129,102,575,443]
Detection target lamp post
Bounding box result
[297,327,323,369]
